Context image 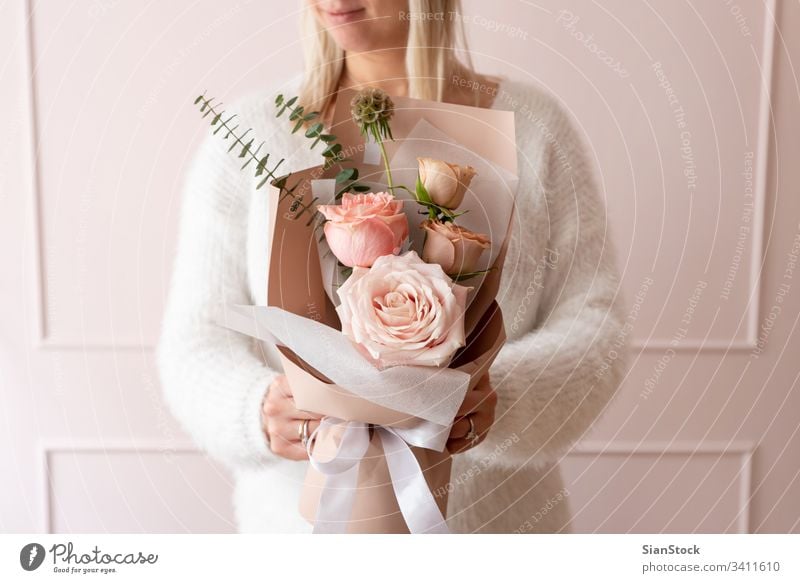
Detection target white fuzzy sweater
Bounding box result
[156,73,629,533]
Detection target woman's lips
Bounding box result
[323,7,366,25]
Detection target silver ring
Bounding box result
[465,414,478,446]
[300,419,310,447]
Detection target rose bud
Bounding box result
[317,192,409,268]
[420,219,490,276]
[417,157,477,209]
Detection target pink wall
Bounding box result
[1,0,798,533]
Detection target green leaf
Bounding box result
[194,94,205,105]
[415,175,432,204]
[292,118,304,134]
[214,114,237,135]
[240,143,260,169]
[277,96,298,118]
[276,175,290,186]
[322,143,342,158]
[239,138,253,158]
[256,175,270,190]
[227,134,240,152]
[335,168,357,182]
[255,154,269,177]
[305,122,324,138]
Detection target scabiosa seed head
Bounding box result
[350,87,395,138]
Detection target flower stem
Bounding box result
[372,125,394,190]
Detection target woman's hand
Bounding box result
[260,374,323,461]
[447,373,497,454]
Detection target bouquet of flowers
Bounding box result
[196,85,518,533]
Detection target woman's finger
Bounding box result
[271,438,309,461]
[289,408,325,421]
[270,374,292,399]
[447,410,493,453]
[446,433,487,454]
[449,416,470,440]
[446,437,469,454]
[272,417,318,442]
[456,386,492,416]
[293,418,321,442]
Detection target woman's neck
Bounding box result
[339,49,409,96]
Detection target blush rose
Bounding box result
[420,219,490,276]
[317,192,409,268]
[417,157,477,209]
[335,250,470,368]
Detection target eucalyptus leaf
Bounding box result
[335,168,356,182]
[322,143,342,158]
[255,155,269,177]
[305,122,324,138]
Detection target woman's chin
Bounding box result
[328,30,384,54]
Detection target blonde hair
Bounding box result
[299,0,477,116]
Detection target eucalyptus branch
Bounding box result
[193,92,317,221]
[275,94,372,200]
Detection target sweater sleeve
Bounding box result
[466,108,630,470]
[155,129,281,471]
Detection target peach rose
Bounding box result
[317,192,409,268]
[336,250,469,368]
[420,219,490,276]
[417,157,477,209]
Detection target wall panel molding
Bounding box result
[569,440,755,533]
[38,438,198,534]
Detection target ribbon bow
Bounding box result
[305,417,450,534]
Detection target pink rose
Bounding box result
[317,192,409,268]
[418,157,477,209]
[336,250,469,368]
[420,219,491,276]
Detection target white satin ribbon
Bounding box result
[306,417,450,534]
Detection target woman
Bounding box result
[156,0,629,533]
